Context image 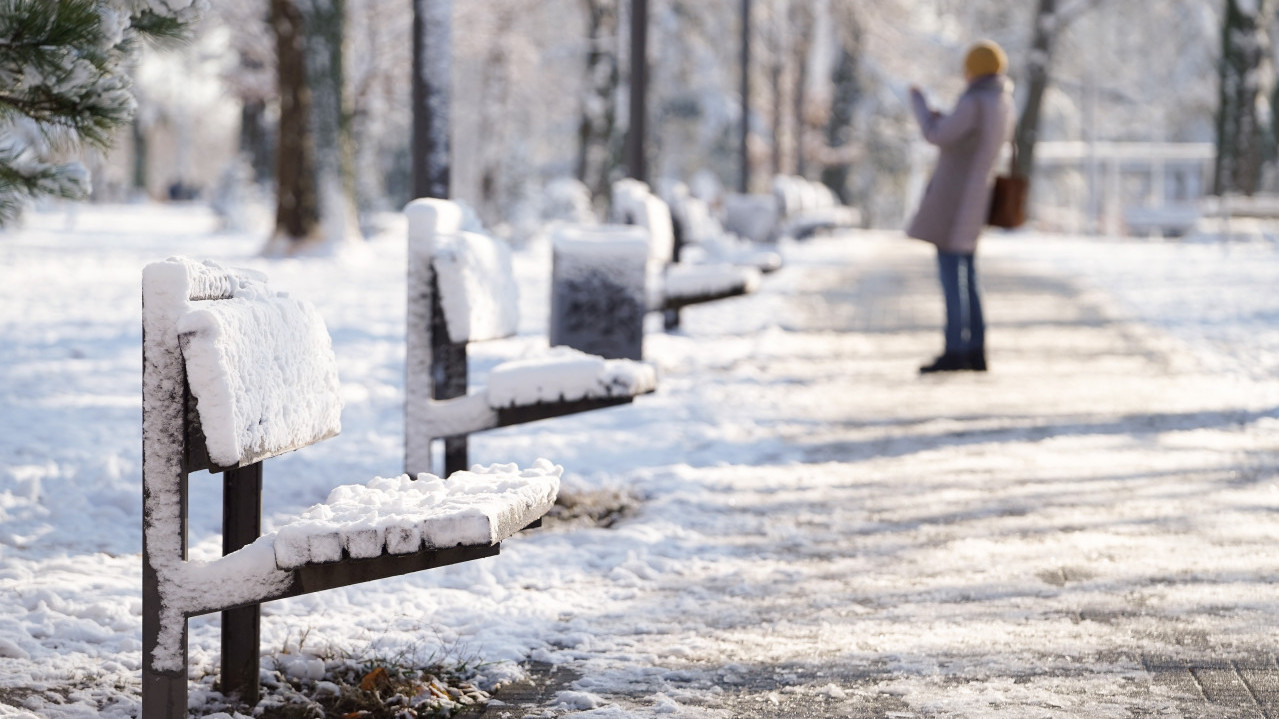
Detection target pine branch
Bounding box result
[0,0,200,223]
[0,138,90,224]
[129,9,191,47]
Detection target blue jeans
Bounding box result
[937,251,984,353]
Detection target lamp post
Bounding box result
[412,0,452,200]
[740,0,752,193]
[627,0,649,183]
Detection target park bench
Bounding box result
[770,175,861,240]
[141,256,560,718]
[404,198,658,479]
[662,182,783,274]
[610,178,763,331]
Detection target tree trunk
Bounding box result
[820,41,858,203]
[270,0,319,242]
[1214,0,1273,196]
[577,0,621,206]
[239,100,273,185]
[131,116,148,195]
[412,0,452,200]
[477,9,514,224]
[769,23,784,178]
[304,0,355,244]
[791,0,812,177]
[1015,0,1056,180]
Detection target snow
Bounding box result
[273,460,562,568]
[431,231,521,344]
[5,203,1279,717]
[485,347,658,407]
[551,223,652,260]
[661,263,761,302]
[611,179,676,263]
[170,261,343,467]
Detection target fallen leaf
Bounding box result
[360,666,390,692]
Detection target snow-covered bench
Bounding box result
[612,178,763,331]
[141,257,560,717]
[770,175,861,240]
[405,199,658,478]
[663,182,783,274]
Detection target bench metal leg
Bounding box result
[143,547,189,719]
[663,307,681,331]
[142,661,188,719]
[221,462,263,704]
[443,436,468,477]
[432,283,470,476]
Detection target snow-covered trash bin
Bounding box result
[550,223,651,361]
[141,255,562,719]
[405,199,658,478]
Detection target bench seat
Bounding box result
[659,263,762,311]
[272,460,560,568]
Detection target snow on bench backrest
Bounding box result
[142,257,342,469]
[406,198,519,344]
[611,179,675,264]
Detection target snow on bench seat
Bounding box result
[272,460,561,569]
[485,347,658,408]
[661,263,762,308]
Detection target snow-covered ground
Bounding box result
[2,204,1279,718]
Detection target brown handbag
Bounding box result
[988,140,1028,229]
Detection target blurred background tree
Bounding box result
[17,0,1237,238]
[0,0,197,225]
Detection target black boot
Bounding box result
[920,348,987,374]
[919,352,971,373]
[968,348,987,372]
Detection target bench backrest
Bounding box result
[142,257,342,471]
[405,198,520,476]
[406,199,520,345]
[611,178,675,264]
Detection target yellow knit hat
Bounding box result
[964,40,1007,78]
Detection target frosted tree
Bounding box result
[1214,0,1274,195]
[819,16,860,203]
[577,0,622,206]
[265,0,356,254]
[0,0,200,224]
[1014,0,1107,177]
[211,0,275,184]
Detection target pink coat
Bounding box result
[906,74,1015,254]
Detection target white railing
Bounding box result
[1028,141,1214,236]
[908,140,1217,236]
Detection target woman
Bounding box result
[907,40,1015,373]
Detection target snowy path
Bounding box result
[2,206,1279,718]
[474,233,1279,718]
